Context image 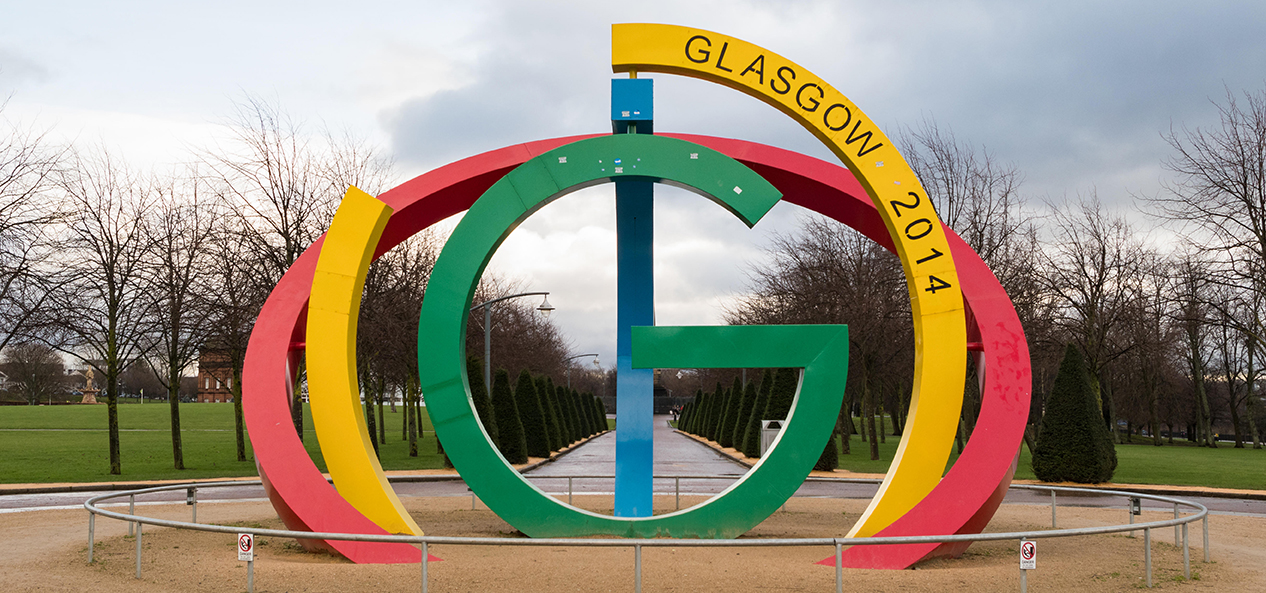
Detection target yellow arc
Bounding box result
[306,186,422,536]
[612,23,966,538]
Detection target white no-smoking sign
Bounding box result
[1019,539,1036,570]
[238,533,254,562]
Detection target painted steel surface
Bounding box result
[612,23,968,540]
[244,133,1027,566]
[415,134,852,538]
[614,178,655,517]
[306,186,422,537]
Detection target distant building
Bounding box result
[196,349,233,403]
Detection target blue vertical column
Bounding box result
[612,78,654,517]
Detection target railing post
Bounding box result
[87,512,95,563]
[1128,502,1135,538]
[1173,504,1180,546]
[1202,514,1210,562]
[192,487,198,524]
[135,521,142,579]
[421,542,429,593]
[675,477,680,510]
[835,542,843,593]
[1020,563,1027,593]
[1144,527,1152,588]
[1182,522,1190,580]
[634,544,642,593]
[128,494,135,537]
[1050,490,1056,528]
[247,556,254,593]
[568,477,574,506]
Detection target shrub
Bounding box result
[731,379,757,448]
[491,369,527,464]
[537,375,562,451]
[765,368,798,421]
[515,370,550,458]
[742,371,774,458]
[467,357,499,450]
[815,431,839,471]
[719,377,743,448]
[1032,345,1117,483]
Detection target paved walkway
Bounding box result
[525,414,747,495]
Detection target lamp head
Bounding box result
[537,295,555,317]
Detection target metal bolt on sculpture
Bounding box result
[241,23,1030,569]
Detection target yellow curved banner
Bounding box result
[613,23,966,537]
[307,186,422,536]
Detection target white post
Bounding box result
[835,543,843,593]
[1183,522,1190,580]
[1050,490,1056,528]
[87,513,95,563]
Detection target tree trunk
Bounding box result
[168,366,184,470]
[232,367,246,461]
[863,374,879,461]
[1247,340,1262,449]
[877,394,886,444]
[376,377,386,445]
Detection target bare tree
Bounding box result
[726,217,912,460]
[143,170,220,469]
[39,149,156,474]
[1152,85,1266,349]
[201,94,394,440]
[1173,252,1217,447]
[1,342,66,404]
[0,104,66,351]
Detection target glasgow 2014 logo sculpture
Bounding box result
[241,24,1031,570]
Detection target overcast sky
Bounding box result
[3,1,1264,367]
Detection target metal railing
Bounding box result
[84,476,1210,592]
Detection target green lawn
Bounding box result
[831,432,1265,490]
[0,402,446,483]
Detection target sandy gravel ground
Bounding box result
[3,494,1261,592]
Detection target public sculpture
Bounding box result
[241,24,1030,569]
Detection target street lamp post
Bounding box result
[563,353,600,389]
[470,292,554,392]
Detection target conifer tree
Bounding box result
[719,376,744,448]
[574,389,592,436]
[815,431,839,471]
[536,375,562,451]
[732,379,758,448]
[491,369,527,464]
[467,357,499,450]
[708,382,726,440]
[742,371,774,458]
[689,389,704,434]
[515,370,550,458]
[557,385,577,444]
[565,388,582,439]
[765,368,798,421]
[1033,345,1118,483]
[581,394,596,435]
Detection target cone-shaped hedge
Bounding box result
[491,369,527,464]
[537,375,562,451]
[467,357,499,450]
[719,377,743,448]
[515,370,550,458]
[1032,345,1118,483]
[575,389,592,436]
[554,386,573,444]
[765,368,798,421]
[815,431,839,471]
[705,382,723,441]
[742,371,774,458]
[732,379,758,448]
